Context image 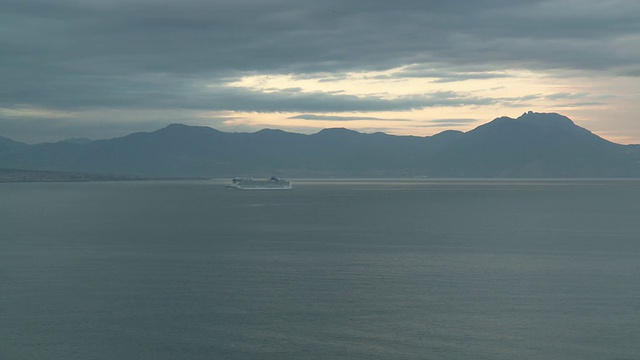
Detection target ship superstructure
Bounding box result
[228,176,293,190]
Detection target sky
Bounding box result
[1,0,639,144]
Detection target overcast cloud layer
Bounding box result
[2,0,639,142]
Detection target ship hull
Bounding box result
[227,177,293,190]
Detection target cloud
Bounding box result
[544,92,590,101]
[288,114,410,121]
[3,1,639,84]
[410,118,479,128]
[427,119,477,124]
[204,89,501,113]
[383,65,513,83]
[1,0,639,140]
[0,70,502,112]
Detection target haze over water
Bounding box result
[2,179,639,359]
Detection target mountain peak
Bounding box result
[314,128,362,136]
[59,137,93,145]
[256,128,288,134]
[516,111,576,128]
[157,123,222,135]
[163,123,190,130]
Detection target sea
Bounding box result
[1,179,639,359]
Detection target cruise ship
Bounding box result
[227,176,293,190]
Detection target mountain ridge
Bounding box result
[1,112,638,178]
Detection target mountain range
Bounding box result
[1,112,639,178]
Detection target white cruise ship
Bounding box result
[227,176,293,190]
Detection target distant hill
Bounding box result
[59,137,93,145]
[0,168,146,182]
[428,112,636,177]
[0,112,638,178]
[0,135,28,154]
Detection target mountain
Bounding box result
[0,168,145,182]
[59,137,93,145]
[0,135,28,154]
[428,112,637,177]
[0,112,638,178]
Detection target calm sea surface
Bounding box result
[1,179,639,359]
